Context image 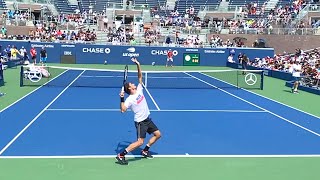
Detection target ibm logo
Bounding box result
[64,51,72,55]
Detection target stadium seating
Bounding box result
[78,0,122,12]
[0,0,7,9]
[134,0,148,5]
[83,0,109,12]
[276,0,293,7]
[53,0,78,14]
[157,0,171,17]
[229,0,265,10]
[176,0,221,16]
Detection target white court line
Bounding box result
[45,108,267,113]
[184,72,320,137]
[1,154,320,159]
[81,75,192,79]
[200,72,320,119]
[0,69,69,113]
[0,70,86,155]
[142,84,161,110]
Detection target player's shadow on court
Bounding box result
[115,141,158,163]
[283,89,293,93]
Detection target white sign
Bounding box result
[204,50,225,54]
[83,47,110,54]
[151,50,178,56]
[25,70,42,82]
[123,47,139,57]
[244,73,257,86]
[31,44,54,48]
[64,51,72,55]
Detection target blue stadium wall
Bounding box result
[0,41,274,66]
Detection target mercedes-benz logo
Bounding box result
[25,70,43,83]
[244,73,257,86]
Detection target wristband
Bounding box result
[121,97,124,102]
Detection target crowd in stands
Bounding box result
[3,28,97,43]
[248,48,320,88]
[226,0,316,35]
[209,35,245,48]
[149,0,319,39]
[1,9,30,26]
[105,26,134,45]
[0,0,318,45]
[243,0,309,18]
[0,9,99,43]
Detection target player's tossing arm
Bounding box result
[132,58,143,85]
[120,91,127,113]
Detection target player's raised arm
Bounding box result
[132,58,143,85]
[119,90,127,113]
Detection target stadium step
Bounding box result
[265,0,279,11]
[217,0,229,12]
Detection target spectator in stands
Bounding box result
[1,26,7,37]
[252,40,259,48]
[130,38,137,45]
[189,6,195,18]
[210,35,222,48]
[103,16,108,31]
[165,36,171,45]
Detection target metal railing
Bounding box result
[106,3,150,11]
[291,4,310,26]
[5,0,52,4]
[307,4,320,12]
[223,27,320,36]
[199,5,221,12]
[200,3,320,13]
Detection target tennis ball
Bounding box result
[104,60,107,65]
[152,62,155,66]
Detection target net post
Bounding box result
[19,66,23,87]
[145,72,148,88]
[260,70,264,90]
[46,66,50,87]
[236,70,239,89]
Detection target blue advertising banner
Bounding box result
[76,44,184,65]
[29,42,60,63]
[0,40,275,66]
[60,44,76,56]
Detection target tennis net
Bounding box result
[20,65,264,90]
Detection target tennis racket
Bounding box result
[121,65,128,92]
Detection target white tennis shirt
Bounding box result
[124,83,150,122]
[292,64,301,77]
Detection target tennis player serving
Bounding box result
[117,57,162,165]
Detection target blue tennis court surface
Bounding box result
[1,69,320,157]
